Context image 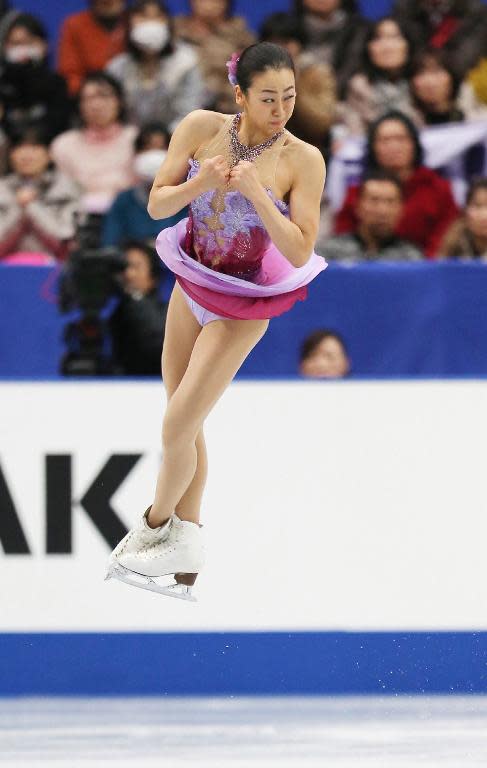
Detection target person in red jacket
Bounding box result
[58,0,128,96]
[335,110,459,258]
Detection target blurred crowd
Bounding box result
[2,0,487,377]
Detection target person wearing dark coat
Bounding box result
[109,241,168,375]
[0,13,71,142]
[392,0,487,78]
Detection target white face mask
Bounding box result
[134,149,167,181]
[130,21,170,53]
[4,44,44,63]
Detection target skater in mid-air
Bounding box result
[105,42,327,600]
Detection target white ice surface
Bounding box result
[0,696,486,767]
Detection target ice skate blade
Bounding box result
[105,562,197,602]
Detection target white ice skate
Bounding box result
[105,510,204,602]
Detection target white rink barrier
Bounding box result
[1,379,486,634]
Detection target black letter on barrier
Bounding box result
[46,454,142,553]
[46,455,72,554]
[79,454,141,548]
[0,462,30,554]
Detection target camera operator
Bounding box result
[109,239,168,375]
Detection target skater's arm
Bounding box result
[148,110,227,220]
[230,143,326,268]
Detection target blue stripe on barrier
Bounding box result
[0,632,486,696]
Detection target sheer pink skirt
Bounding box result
[156,218,327,320]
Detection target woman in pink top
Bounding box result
[51,71,136,212]
[106,43,327,601]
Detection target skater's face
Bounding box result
[123,247,157,294]
[235,67,296,137]
[300,336,350,379]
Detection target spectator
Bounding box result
[314,196,334,254]
[259,12,336,154]
[320,170,422,262]
[438,178,487,260]
[299,329,351,379]
[468,53,487,106]
[293,0,368,98]
[410,47,487,125]
[109,240,168,375]
[0,129,6,175]
[392,0,487,78]
[0,1,17,46]
[51,72,137,213]
[174,0,254,114]
[102,122,186,247]
[335,111,459,258]
[106,0,205,131]
[0,0,13,171]
[0,127,80,261]
[58,0,127,96]
[341,17,416,136]
[0,13,71,143]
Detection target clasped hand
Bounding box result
[198,155,261,202]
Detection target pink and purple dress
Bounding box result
[156,125,327,321]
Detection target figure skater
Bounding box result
[105,42,327,600]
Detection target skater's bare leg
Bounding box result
[158,283,207,525]
[174,428,208,523]
[149,310,269,527]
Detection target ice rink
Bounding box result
[1,695,487,767]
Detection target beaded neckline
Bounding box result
[229,112,285,167]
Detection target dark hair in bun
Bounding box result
[236,42,295,93]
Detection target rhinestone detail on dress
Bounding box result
[185,159,289,278]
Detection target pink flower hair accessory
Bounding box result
[225,52,240,87]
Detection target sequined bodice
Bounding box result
[183,116,289,280]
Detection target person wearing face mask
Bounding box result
[102,123,187,247]
[0,13,71,143]
[106,0,205,131]
[58,0,127,96]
